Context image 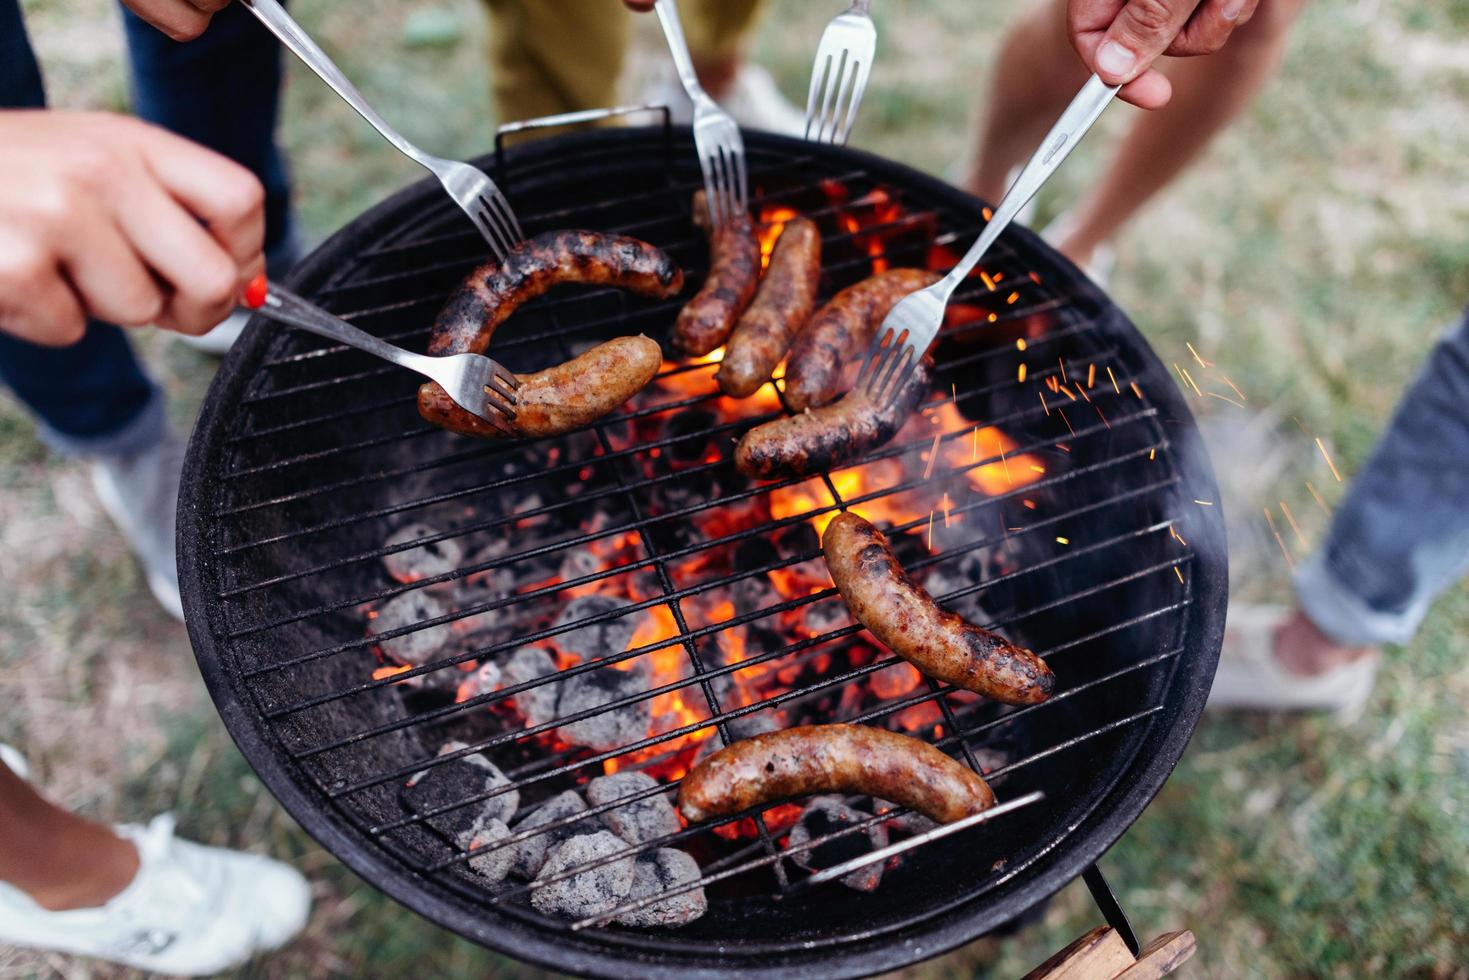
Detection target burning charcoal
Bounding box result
[457,538,516,606]
[503,647,562,727]
[775,523,821,561]
[460,816,515,883]
[368,590,453,667]
[511,790,598,880]
[558,549,606,590]
[556,661,652,752]
[531,831,636,919]
[614,848,707,928]
[734,537,779,573]
[693,711,783,764]
[404,741,520,840]
[586,772,680,846]
[383,522,464,588]
[871,798,939,837]
[731,573,779,617]
[800,597,853,638]
[667,409,719,464]
[553,595,642,661]
[787,796,890,893]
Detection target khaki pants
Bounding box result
[484,0,763,124]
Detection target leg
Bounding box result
[1052,0,1309,264]
[964,0,1086,203]
[0,760,139,912]
[684,0,764,99]
[482,0,632,122]
[120,1,296,262]
[1294,310,1469,650]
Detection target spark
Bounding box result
[1087,364,1097,389]
[1077,385,1092,404]
[1006,291,1020,305]
[1106,365,1121,395]
[1015,338,1028,351]
[1058,384,1078,402]
[922,431,943,480]
[927,510,935,549]
[1315,438,1343,482]
[1218,372,1248,403]
[1279,500,1308,548]
[1186,342,1211,369]
[1205,390,1247,409]
[1305,481,1330,514]
[971,425,979,462]
[1058,407,1075,436]
[997,434,1012,485]
[1029,463,1046,474]
[1039,390,1050,416]
[1022,499,1037,510]
[941,492,954,528]
[980,270,997,292]
[1046,376,1060,393]
[982,206,993,221]
[987,312,998,323]
[1029,271,1042,285]
[1130,381,1144,399]
[994,271,1005,282]
[1058,358,1069,383]
[1149,448,1156,460]
[1018,363,1028,383]
[1174,363,1203,397]
[952,382,958,402]
[1194,499,1214,506]
[1055,536,1070,545]
[1263,507,1295,570]
[1174,566,1186,584]
[1094,404,1111,429]
[1170,524,1188,546]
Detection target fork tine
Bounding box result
[477,395,517,435]
[476,197,516,259]
[869,330,912,398]
[696,149,723,229]
[853,326,892,391]
[469,209,508,263]
[730,140,749,213]
[871,343,915,405]
[828,55,858,143]
[876,347,920,406]
[816,50,847,143]
[834,59,868,145]
[804,52,832,140]
[492,361,520,392]
[484,373,519,405]
[708,147,733,228]
[719,143,742,221]
[485,188,524,244]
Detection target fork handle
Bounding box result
[654,0,706,98]
[243,279,438,378]
[239,0,425,166]
[940,74,1119,296]
[849,0,872,13]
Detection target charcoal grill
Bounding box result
[179,113,1226,978]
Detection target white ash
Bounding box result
[510,790,597,880]
[460,659,502,702]
[614,848,707,928]
[460,816,515,883]
[585,772,680,846]
[456,539,517,607]
[731,573,779,617]
[552,595,643,662]
[383,523,464,588]
[503,647,563,727]
[799,597,853,638]
[556,661,652,752]
[787,796,890,893]
[923,565,985,619]
[557,550,607,590]
[693,712,782,764]
[531,831,636,919]
[405,741,519,839]
[871,798,939,836]
[368,590,454,667]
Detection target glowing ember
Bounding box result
[372,664,413,681]
[756,206,799,270]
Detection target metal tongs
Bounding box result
[238,276,518,433]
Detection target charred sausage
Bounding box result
[673,192,760,357]
[678,724,996,825]
[822,512,1055,705]
[784,268,941,411]
[418,335,662,439]
[418,230,682,437]
[716,217,822,398]
[734,360,932,479]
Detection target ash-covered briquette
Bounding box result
[461,659,501,701]
[510,790,598,880]
[666,409,720,464]
[614,848,707,928]
[787,796,891,893]
[799,596,854,638]
[405,741,519,840]
[585,772,680,846]
[368,590,454,667]
[556,660,652,752]
[731,572,779,618]
[692,711,783,764]
[460,815,515,883]
[531,831,636,919]
[557,549,606,590]
[382,522,464,587]
[454,538,517,609]
[552,595,644,662]
[871,798,938,837]
[502,646,562,727]
[921,547,993,620]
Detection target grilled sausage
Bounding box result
[418,230,682,437]
[784,268,941,411]
[417,335,662,439]
[734,360,932,480]
[716,217,822,398]
[822,512,1055,705]
[673,192,760,357]
[678,724,996,825]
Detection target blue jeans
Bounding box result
[1296,308,1469,646]
[0,0,292,456]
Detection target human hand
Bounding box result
[0,111,265,346]
[1068,0,1261,108]
[622,1,655,11]
[120,0,231,42]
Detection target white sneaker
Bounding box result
[1207,604,1379,720]
[0,814,310,976]
[178,309,251,356]
[643,65,806,136]
[91,429,188,621]
[0,743,29,779]
[1040,211,1115,288]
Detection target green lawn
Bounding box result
[3,0,1467,976]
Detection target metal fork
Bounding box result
[854,74,1120,407]
[240,277,519,434]
[653,0,748,229]
[240,0,523,261]
[804,0,876,145]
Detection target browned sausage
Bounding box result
[417,335,662,439]
[418,230,682,437]
[716,217,822,398]
[673,192,760,357]
[784,268,941,411]
[734,360,932,480]
[822,512,1055,705]
[678,724,996,825]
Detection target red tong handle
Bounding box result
[241,273,269,309]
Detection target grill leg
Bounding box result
[1082,863,1139,955]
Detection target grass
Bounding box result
[3,0,1467,976]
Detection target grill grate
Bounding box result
[181,126,1225,976]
